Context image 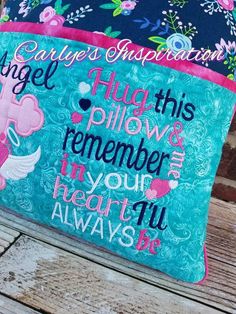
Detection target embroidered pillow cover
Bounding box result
[0,0,236,284]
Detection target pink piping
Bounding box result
[232,105,236,123]
[196,245,209,285]
[0,22,236,93]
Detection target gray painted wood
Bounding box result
[0,294,40,314]
[0,236,223,314]
[0,224,19,256]
[0,198,235,313]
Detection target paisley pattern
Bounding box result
[0,30,235,283]
[1,0,236,80]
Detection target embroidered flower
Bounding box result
[201,0,236,35]
[120,1,136,10]
[39,6,56,23]
[18,0,52,17]
[227,41,236,55]
[216,38,236,56]
[45,14,65,26]
[217,0,234,11]
[166,33,192,54]
[216,38,236,80]
[100,0,137,17]
[121,9,132,15]
[215,38,228,59]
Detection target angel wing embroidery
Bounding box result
[0,146,41,181]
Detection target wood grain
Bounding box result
[0,235,223,314]
[0,294,40,314]
[0,224,20,256]
[0,198,235,313]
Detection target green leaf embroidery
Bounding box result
[54,0,62,11]
[112,0,122,4]
[157,43,168,51]
[148,36,166,44]
[104,26,113,35]
[99,3,118,9]
[32,0,40,9]
[227,73,234,80]
[113,7,122,16]
[232,8,236,21]
[104,26,121,38]
[109,31,121,38]
[60,3,70,14]
[148,37,167,51]
[2,15,9,22]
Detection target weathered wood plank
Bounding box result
[0,224,20,256]
[0,294,40,314]
[0,198,235,312]
[0,236,223,314]
[207,199,236,267]
[0,225,20,238]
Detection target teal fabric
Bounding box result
[0,31,236,282]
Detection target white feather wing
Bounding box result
[0,147,41,180]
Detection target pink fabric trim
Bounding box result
[196,245,209,285]
[0,22,236,93]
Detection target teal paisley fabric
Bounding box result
[0,29,235,282]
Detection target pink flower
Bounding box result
[217,0,234,11]
[44,15,65,26]
[120,1,136,10]
[216,38,236,57]
[39,6,56,23]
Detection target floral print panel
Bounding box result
[1,0,236,80]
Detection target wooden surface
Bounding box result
[0,198,235,314]
[0,224,19,255]
[0,235,223,314]
[0,295,39,314]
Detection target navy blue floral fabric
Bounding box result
[1,0,236,80]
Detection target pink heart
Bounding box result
[71,112,83,124]
[150,178,171,198]
[145,189,157,200]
